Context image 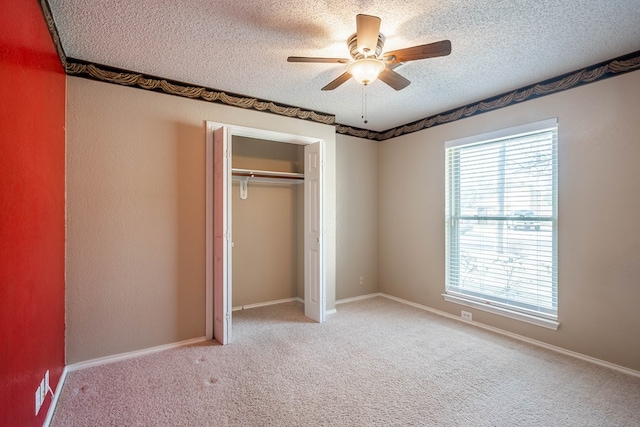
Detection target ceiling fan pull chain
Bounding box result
[362,84,369,124]
[361,85,364,122]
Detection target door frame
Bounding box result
[205,121,326,342]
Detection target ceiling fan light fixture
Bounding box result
[288,14,451,92]
[347,58,385,85]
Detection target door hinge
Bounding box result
[225,313,231,322]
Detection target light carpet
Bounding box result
[51,297,640,426]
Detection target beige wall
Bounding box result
[379,70,640,371]
[232,136,304,173]
[66,68,639,370]
[231,183,301,306]
[66,76,336,363]
[336,134,380,299]
[231,137,304,307]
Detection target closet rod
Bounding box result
[232,172,303,180]
[231,168,304,181]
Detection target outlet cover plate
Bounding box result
[35,385,41,415]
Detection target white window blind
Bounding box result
[445,119,558,324]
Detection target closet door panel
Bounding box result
[304,141,324,322]
[213,126,231,344]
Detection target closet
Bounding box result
[231,136,305,309]
[206,121,324,345]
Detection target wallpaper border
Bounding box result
[64,59,336,126]
[38,0,66,65]
[39,1,639,140]
[346,50,640,141]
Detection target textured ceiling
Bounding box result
[48,0,640,132]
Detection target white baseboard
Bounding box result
[231,296,339,317]
[335,293,382,305]
[378,293,640,379]
[45,337,207,425]
[232,297,303,312]
[43,366,68,427]
[65,336,208,373]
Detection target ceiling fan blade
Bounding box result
[356,14,381,56]
[287,56,350,64]
[321,72,352,91]
[383,40,452,64]
[378,67,411,91]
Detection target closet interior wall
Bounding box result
[231,136,305,308]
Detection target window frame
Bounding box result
[443,118,559,330]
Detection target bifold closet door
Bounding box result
[213,126,232,344]
[304,141,324,323]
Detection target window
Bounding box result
[444,119,558,329]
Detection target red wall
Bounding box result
[0,0,66,425]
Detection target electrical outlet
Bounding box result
[35,385,41,415]
[40,378,46,404]
[359,276,365,286]
[36,382,44,415]
[35,372,50,415]
[461,310,472,321]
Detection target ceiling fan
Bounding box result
[287,14,452,91]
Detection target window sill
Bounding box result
[442,293,560,330]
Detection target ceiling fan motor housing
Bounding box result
[348,33,385,59]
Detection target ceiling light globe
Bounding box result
[347,58,385,85]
